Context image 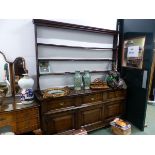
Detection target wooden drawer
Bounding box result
[0,112,15,125]
[82,93,102,104]
[115,90,126,98]
[0,112,16,132]
[107,91,116,99]
[43,98,75,112]
[16,107,39,122]
[107,90,126,99]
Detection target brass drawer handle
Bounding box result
[91,98,95,101]
[59,102,64,106]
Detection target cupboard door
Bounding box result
[78,103,104,132]
[43,110,76,134]
[104,100,125,122]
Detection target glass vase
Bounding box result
[83,70,91,90]
[74,71,82,90]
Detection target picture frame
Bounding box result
[39,61,50,74]
[122,36,146,69]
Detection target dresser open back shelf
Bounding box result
[33,19,118,90]
[33,19,125,135]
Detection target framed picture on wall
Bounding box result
[39,61,50,74]
[122,36,146,69]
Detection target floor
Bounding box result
[1,104,154,135]
[89,104,155,135]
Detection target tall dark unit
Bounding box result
[118,19,154,131]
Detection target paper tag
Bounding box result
[127,46,139,57]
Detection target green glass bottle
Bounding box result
[83,70,91,90]
[74,71,82,90]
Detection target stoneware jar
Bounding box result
[74,71,82,90]
[18,74,34,104]
[83,70,91,89]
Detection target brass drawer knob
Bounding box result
[91,98,95,101]
[59,102,64,106]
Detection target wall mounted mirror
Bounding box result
[0,51,12,102]
[13,57,28,95]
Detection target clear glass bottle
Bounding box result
[83,70,91,90]
[74,71,82,90]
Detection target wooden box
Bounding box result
[111,126,131,135]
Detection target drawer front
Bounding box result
[16,107,40,134]
[16,107,39,122]
[82,93,102,104]
[107,91,116,99]
[115,90,126,98]
[0,113,15,125]
[44,98,75,112]
[107,90,126,99]
[0,112,16,132]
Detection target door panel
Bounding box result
[43,110,75,134]
[78,104,104,131]
[125,87,147,130]
[118,21,154,131]
[104,101,124,122]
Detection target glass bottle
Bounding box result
[83,70,91,90]
[74,71,82,90]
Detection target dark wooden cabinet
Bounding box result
[35,88,126,134]
[33,19,125,134]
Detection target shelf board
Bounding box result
[37,43,116,51]
[38,57,115,61]
[39,70,110,76]
[33,19,118,35]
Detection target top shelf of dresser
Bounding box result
[33,19,118,35]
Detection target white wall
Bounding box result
[0,19,37,87]
[0,19,117,90]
